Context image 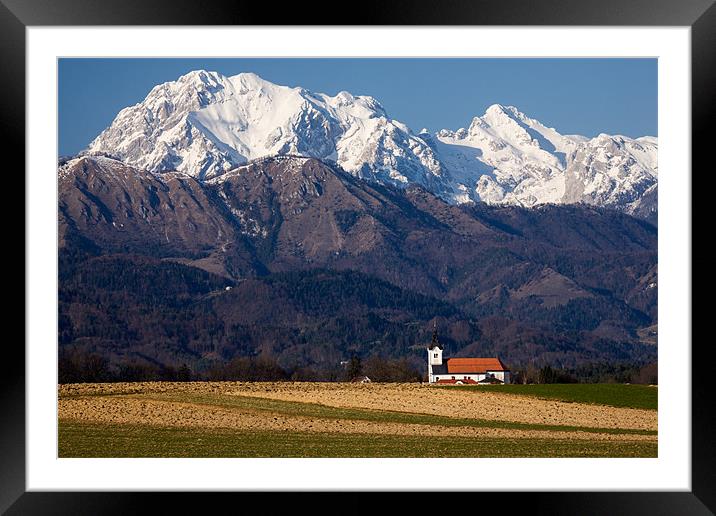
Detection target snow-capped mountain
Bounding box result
[87,70,444,187]
[428,105,658,218]
[86,70,657,220]
[563,134,658,218]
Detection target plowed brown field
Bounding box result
[58,382,657,458]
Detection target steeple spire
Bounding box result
[429,320,443,350]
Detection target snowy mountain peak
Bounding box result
[233,71,264,83]
[433,103,657,217]
[87,70,436,186]
[85,70,657,222]
[485,103,508,113]
[180,69,221,84]
[482,104,528,123]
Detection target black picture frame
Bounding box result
[5,0,712,513]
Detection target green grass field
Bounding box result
[447,384,657,410]
[58,420,657,458]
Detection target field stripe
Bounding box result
[58,420,658,458]
[445,384,658,410]
[130,392,657,437]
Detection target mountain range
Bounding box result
[84,70,658,224]
[58,154,657,379]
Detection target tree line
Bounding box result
[510,362,657,384]
[60,347,656,385]
[58,348,426,384]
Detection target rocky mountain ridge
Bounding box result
[84,70,658,223]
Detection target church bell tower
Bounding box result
[427,322,443,382]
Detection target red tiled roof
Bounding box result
[446,357,508,374]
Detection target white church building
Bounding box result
[427,325,511,384]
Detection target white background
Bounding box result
[26,27,691,491]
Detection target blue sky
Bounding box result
[58,58,657,156]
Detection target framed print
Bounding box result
[6,0,714,513]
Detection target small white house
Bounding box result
[427,325,510,384]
